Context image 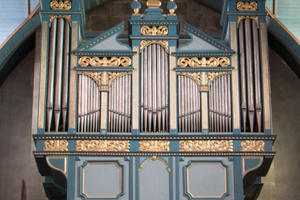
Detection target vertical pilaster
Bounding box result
[132,46,140,133]
[68,21,78,133]
[100,72,109,133]
[169,46,177,133]
[37,21,49,133]
[230,21,241,133]
[260,22,272,133]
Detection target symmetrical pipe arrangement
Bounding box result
[140,44,169,132]
[46,18,70,132]
[177,75,201,132]
[108,74,132,132]
[238,18,263,132]
[209,73,232,132]
[77,75,101,132]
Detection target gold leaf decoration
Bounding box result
[50,15,71,25]
[78,57,132,67]
[177,57,230,67]
[76,140,130,152]
[241,140,265,152]
[139,141,170,152]
[179,140,233,152]
[141,26,168,35]
[81,72,101,87]
[44,140,68,151]
[140,40,168,51]
[236,2,258,11]
[50,0,72,10]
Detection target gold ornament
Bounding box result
[78,57,131,67]
[179,140,233,152]
[241,140,265,152]
[139,141,170,152]
[76,140,130,152]
[50,0,72,10]
[140,40,168,52]
[177,57,230,67]
[44,140,68,151]
[141,26,168,35]
[236,2,258,11]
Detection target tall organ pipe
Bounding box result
[245,18,255,132]
[252,20,263,132]
[62,19,70,131]
[46,18,57,131]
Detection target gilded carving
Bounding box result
[200,72,208,85]
[50,0,71,10]
[108,72,131,84]
[139,141,170,152]
[44,140,68,151]
[237,16,258,25]
[208,72,229,82]
[179,140,233,152]
[241,140,265,152]
[140,40,168,51]
[138,156,170,173]
[49,15,71,25]
[141,26,168,35]
[81,72,102,87]
[236,2,258,11]
[78,57,132,67]
[177,57,230,67]
[76,140,130,152]
[178,72,200,85]
[146,0,162,7]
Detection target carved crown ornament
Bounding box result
[141,26,168,35]
[78,57,132,67]
[236,1,258,11]
[50,0,72,10]
[177,57,230,67]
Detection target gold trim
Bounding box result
[177,57,230,67]
[266,7,300,45]
[139,141,170,152]
[108,72,131,85]
[242,156,263,177]
[79,72,102,87]
[141,26,168,35]
[50,0,71,10]
[236,1,257,11]
[76,140,130,152]
[237,16,258,25]
[49,15,71,25]
[177,72,201,85]
[140,40,168,52]
[82,162,122,199]
[78,57,131,67]
[44,140,68,151]
[208,72,230,82]
[241,140,265,151]
[146,0,161,7]
[186,162,227,198]
[46,156,67,176]
[138,156,170,173]
[179,140,233,152]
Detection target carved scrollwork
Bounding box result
[76,140,130,152]
[140,40,168,51]
[179,140,233,152]
[139,141,170,152]
[50,0,72,10]
[138,156,170,173]
[241,140,265,152]
[78,57,132,67]
[44,140,68,151]
[177,57,230,67]
[236,2,258,11]
[79,72,102,87]
[141,26,168,35]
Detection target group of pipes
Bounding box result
[77,75,101,132]
[46,18,70,132]
[238,18,263,132]
[140,44,169,132]
[178,75,202,132]
[209,74,232,132]
[108,74,132,132]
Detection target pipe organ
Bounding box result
[46,17,71,132]
[140,44,169,132]
[34,1,275,200]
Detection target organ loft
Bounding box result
[33,0,275,199]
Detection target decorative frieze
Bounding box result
[241,140,265,152]
[50,0,72,10]
[78,57,132,67]
[44,140,68,151]
[179,140,233,152]
[177,57,230,67]
[76,140,130,152]
[139,141,170,152]
[141,26,168,35]
[236,2,258,11]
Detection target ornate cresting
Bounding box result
[33,1,275,200]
